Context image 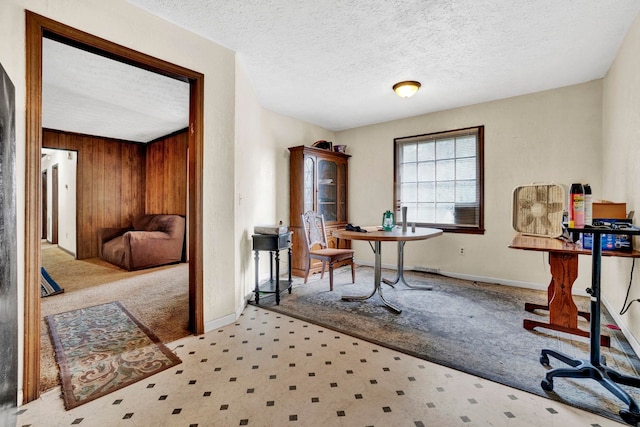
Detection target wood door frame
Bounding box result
[24,11,205,403]
[40,170,47,240]
[51,164,58,244]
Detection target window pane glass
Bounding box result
[436,138,454,159]
[456,136,476,157]
[455,180,476,203]
[417,142,435,161]
[436,159,454,181]
[418,182,434,202]
[436,203,455,223]
[401,182,417,203]
[401,204,418,224]
[402,163,417,182]
[417,202,435,223]
[417,161,435,181]
[402,143,417,163]
[394,126,483,232]
[456,157,476,180]
[436,181,454,202]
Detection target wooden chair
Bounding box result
[301,210,355,290]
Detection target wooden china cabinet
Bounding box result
[288,145,351,278]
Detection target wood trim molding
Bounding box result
[23,11,43,404]
[189,78,205,334]
[24,11,205,402]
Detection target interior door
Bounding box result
[52,164,59,244]
[41,170,47,240]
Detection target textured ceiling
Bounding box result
[43,38,190,143]
[128,0,640,131]
[43,1,640,142]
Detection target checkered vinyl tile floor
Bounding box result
[17,306,621,426]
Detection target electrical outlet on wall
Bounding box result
[459,247,465,256]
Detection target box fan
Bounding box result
[512,183,565,238]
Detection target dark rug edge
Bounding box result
[250,300,622,424]
[46,301,182,410]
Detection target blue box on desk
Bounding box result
[582,219,633,252]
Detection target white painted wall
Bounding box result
[235,60,335,301]
[602,13,640,351]
[337,81,603,292]
[41,149,76,255]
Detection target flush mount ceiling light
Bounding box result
[393,80,421,98]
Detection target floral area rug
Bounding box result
[253,265,640,424]
[46,301,181,409]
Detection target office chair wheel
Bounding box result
[541,378,553,391]
[620,409,640,426]
[540,354,550,366]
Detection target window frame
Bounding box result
[393,125,485,234]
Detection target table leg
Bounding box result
[342,241,402,313]
[275,250,281,305]
[287,246,292,294]
[525,265,590,321]
[382,241,433,290]
[523,252,609,347]
[254,250,260,305]
[269,250,274,283]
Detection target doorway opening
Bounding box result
[24,11,205,403]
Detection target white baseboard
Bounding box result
[354,258,589,296]
[203,301,246,333]
[602,296,640,358]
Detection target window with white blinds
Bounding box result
[394,126,484,233]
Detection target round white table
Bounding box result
[332,226,443,313]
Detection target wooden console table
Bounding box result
[509,233,640,347]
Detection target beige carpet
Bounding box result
[40,243,190,392]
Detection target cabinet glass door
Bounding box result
[337,163,346,222]
[317,159,337,222]
[303,157,315,214]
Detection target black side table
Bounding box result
[540,226,640,425]
[252,232,292,305]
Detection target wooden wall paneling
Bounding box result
[146,131,187,215]
[120,144,133,224]
[167,132,188,215]
[120,142,144,226]
[93,137,105,247]
[174,132,188,215]
[78,136,92,258]
[146,138,163,214]
[134,144,146,220]
[42,130,147,259]
[103,138,117,227]
[72,135,82,261]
